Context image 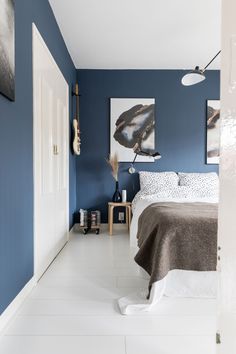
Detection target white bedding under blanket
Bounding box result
[118,196,218,315]
[119,269,218,315]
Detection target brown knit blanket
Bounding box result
[135,202,218,288]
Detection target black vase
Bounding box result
[112,181,122,202]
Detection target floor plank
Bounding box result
[125,335,215,354]
[5,315,216,336]
[0,336,126,354]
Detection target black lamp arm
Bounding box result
[203,50,221,72]
[131,153,138,165]
[131,151,152,164]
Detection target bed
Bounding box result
[119,171,219,315]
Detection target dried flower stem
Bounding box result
[106,153,119,181]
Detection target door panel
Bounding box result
[218,0,236,352]
[41,77,54,195]
[33,24,69,280]
[56,98,67,192]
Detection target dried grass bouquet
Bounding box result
[106,153,119,181]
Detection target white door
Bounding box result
[218,0,236,352]
[33,24,69,280]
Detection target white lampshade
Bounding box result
[153,153,161,160]
[181,67,206,86]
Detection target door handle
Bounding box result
[53,145,59,155]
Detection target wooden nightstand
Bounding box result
[108,202,132,236]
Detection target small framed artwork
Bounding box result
[206,100,221,164]
[110,98,156,162]
[0,0,15,101]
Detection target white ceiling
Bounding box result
[49,0,221,70]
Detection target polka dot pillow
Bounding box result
[178,172,219,198]
[131,186,204,212]
[139,171,179,195]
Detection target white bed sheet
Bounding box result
[119,196,218,315]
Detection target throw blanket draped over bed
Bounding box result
[135,202,218,288]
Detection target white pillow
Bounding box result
[178,172,219,198]
[139,171,179,195]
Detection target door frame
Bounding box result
[32,23,69,281]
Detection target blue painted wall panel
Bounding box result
[0,0,76,314]
[76,69,219,222]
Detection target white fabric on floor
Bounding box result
[119,270,218,315]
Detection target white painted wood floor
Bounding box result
[0,227,217,354]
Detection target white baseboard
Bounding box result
[0,277,36,335]
[110,223,128,230]
[35,237,68,281]
[72,223,128,233]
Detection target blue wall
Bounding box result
[0,0,76,315]
[76,70,219,222]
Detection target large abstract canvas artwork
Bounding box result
[206,100,220,164]
[110,98,155,162]
[0,0,15,101]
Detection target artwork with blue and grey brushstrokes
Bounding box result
[206,100,220,164]
[0,0,15,101]
[110,98,155,162]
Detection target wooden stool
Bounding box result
[108,202,132,236]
